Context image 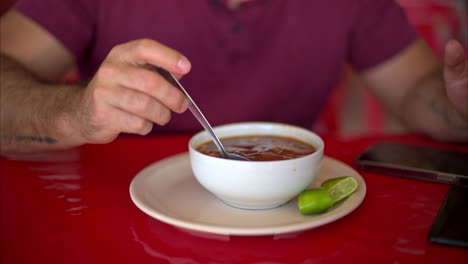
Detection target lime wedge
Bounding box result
[321,176,358,205]
[298,188,333,215]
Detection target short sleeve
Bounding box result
[347,0,418,71]
[14,0,95,60]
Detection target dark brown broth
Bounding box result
[196,135,316,161]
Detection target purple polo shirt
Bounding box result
[14,0,417,134]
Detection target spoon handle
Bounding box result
[154,67,228,158]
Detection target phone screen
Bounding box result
[428,185,468,247]
[356,142,468,184]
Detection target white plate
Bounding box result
[130,153,366,236]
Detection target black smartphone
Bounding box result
[355,142,468,185]
[428,184,468,247]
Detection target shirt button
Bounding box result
[231,24,241,33]
[210,0,221,9]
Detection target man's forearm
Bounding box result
[0,54,84,154]
[399,68,468,142]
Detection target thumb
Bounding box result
[443,39,468,118]
[443,39,466,81]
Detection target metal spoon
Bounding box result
[154,67,249,161]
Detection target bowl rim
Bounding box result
[188,121,325,163]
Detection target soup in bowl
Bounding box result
[188,122,324,210]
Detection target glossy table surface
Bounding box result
[1,133,467,264]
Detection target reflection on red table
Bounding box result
[1,133,467,264]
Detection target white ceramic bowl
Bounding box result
[188,122,324,210]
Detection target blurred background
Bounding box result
[1,0,467,137]
[313,0,468,137]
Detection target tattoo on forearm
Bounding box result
[414,91,468,133]
[1,135,57,144]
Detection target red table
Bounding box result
[1,133,467,263]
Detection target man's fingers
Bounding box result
[112,39,191,75]
[117,110,154,136]
[444,39,467,80]
[443,39,468,118]
[81,38,192,142]
[102,84,173,126]
[96,62,189,113]
[98,106,153,136]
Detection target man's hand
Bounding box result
[73,39,191,144]
[1,11,193,154]
[443,40,468,120]
[362,38,467,142]
[0,39,191,154]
